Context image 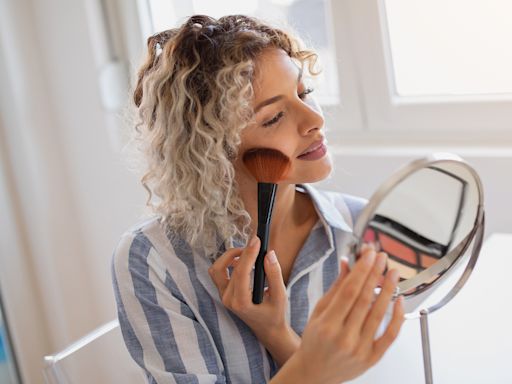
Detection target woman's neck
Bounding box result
[237,178,313,241]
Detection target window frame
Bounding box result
[117,0,512,146]
[338,0,512,141]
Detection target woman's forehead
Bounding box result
[252,49,301,97]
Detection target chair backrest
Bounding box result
[43,319,145,384]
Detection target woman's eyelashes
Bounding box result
[262,111,284,127]
[299,87,314,100]
[261,87,315,127]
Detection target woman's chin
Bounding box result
[280,152,333,184]
[292,163,333,184]
[304,155,333,182]
[306,169,332,183]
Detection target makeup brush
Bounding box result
[242,148,291,304]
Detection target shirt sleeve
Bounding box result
[111,231,226,384]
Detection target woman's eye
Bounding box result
[299,87,314,100]
[260,88,314,127]
[262,111,284,127]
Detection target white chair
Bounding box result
[43,319,145,384]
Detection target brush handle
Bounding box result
[252,182,278,304]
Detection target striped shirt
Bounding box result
[112,183,367,383]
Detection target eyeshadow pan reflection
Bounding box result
[379,232,417,265]
[363,227,375,243]
[362,215,447,288]
[420,254,438,268]
[387,258,417,280]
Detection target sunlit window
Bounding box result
[383,0,512,97]
[145,0,340,105]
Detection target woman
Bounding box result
[112,14,404,384]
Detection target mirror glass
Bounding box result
[353,157,483,315]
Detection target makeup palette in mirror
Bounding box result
[350,153,484,316]
[347,152,485,384]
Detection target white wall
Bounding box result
[0,0,146,382]
[0,0,510,383]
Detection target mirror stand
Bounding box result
[416,213,485,384]
[351,153,486,383]
[420,310,433,384]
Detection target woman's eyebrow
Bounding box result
[254,66,303,113]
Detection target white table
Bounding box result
[350,233,512,384]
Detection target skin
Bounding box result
[234,48,332,246]
[208,48,405,382]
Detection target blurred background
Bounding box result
[0,0,511,382]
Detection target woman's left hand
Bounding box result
[208,235,300,366]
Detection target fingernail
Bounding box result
[267,250,278,264]
[376,252,387,269]
[364,250,376,264]
[364,242,375,251]
[388,269,399,284]
[249,236,258,247]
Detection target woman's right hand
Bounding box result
[272,244,405,384]
[208,236,299,366]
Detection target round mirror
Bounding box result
[347,152,485,383]
[350,152,485,317]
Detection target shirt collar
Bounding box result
[298,183,353,233]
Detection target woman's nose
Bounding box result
[296,98,324,136]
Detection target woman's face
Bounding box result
[234,48,332,185]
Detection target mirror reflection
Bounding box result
[358,161,481,297]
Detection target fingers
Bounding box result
[311,257,350,318]
[340,257,350,278]
[359,268,400,347]
[263,250,286,303]
[322,245,378,321]
[208,247,244,297]
[231,236,261,302]
[343,252,388,333]
[369,295,405,365]
[208,236,259,308]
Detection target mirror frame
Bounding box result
[350,152,485,318]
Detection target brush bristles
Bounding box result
[242,148,291,183]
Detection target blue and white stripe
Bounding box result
[112,183,367,383]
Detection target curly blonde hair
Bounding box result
[133,14,320,259]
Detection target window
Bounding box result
[384,0,512,97]
[120,0,512,142]
[340,0,512,138]
[145,0,340,105]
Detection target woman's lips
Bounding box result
[298,139,324,156]
[297,142,327,160]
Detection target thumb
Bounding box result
[263,250,286,302]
